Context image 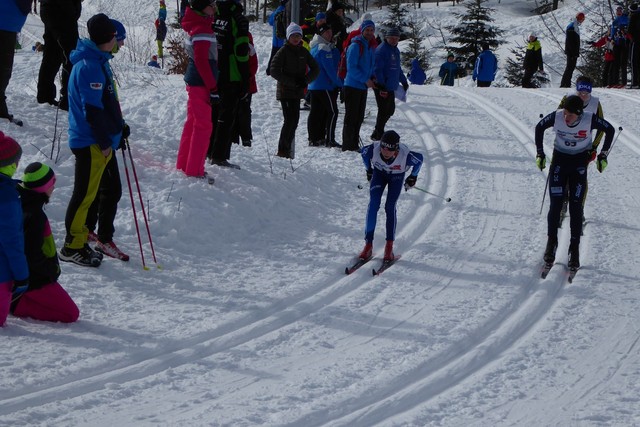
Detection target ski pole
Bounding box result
[411,186,452,202]
[121,147,148,270]
[539,172,549,215]
[606,126,623,154]
[125,139,159,268]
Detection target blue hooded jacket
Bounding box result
[0,173,29,284]
[67,39,124,151]
[408,59,426,85]
[269,5,286,49]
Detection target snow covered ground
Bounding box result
[2,0,640,425]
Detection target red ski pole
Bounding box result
[121,148,148,270]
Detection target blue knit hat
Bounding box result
[316,12,326,21]
[360,20,375,32]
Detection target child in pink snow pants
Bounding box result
[176,1,219,178]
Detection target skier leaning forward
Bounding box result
[535,95,615,270]
[359,130,423,261]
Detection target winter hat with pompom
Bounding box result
[0,131,22,168]
[21,162,56,194]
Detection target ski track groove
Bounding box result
[280,88,568,426]
[0,99,447,417]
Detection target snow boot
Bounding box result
[543,236,557,264]
[59,245,101,267]
[96,240,130,261]
[359,242,373,260]
[568,240,580,270]
[383,240,395,261]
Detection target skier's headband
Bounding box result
[576,81,592,93]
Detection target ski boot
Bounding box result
[383,240,395,261]
[543,236,558,264]
[568,240,580,270]
[359,242,373,260]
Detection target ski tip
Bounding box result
[372,268,377,276]
[345,267,350,275]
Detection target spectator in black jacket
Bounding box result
[560,12,585,88]
[326,2,347,53]
[36,0,82,111]
[629,3,640,88]
[522,33,543,88]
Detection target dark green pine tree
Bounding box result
[401,18,432,84]
[445,0,505,60]
[504,45,550,88]
[382,3,411,35]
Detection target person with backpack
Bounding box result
[177,0,218,181]
[358,130,423,262]
[560,12,585,88]
[156,0,168,59]
[267,0,287,76]
[439,53,457,86]
[371,27,408,141]
[535,95,615,271]
[270,23,319,159]
[207,0,250,169]
[307,23,342,148]
[341,20,376,152]
[522,33,544,88]
[472,43,498,87]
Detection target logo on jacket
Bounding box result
[90,83,103,90]
[576,130,588,138]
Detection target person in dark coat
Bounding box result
[628,3,640,88]
[522,33,544,88]
[560,12,585,88]
[0,0,30,122]
[326,1,347,53]
[439,53,457,86]
[270,23,319,159]
[36,0,82,111]
[609,6,629,86]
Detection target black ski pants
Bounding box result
[86,150,122,244]
[307,89,338,144]
[547,150,589,242]
[342,86,368,152]
[37,3,78,105]
[230,94,253,145]
[373,88,396,136]
[560,55,578,88]
[0,30,16,118]
[611,43,629,86]
[277,98,300,158]
[208,81,242,162]
[631,42,640,87]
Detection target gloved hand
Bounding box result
[404,175,417,189]
[402,82,409,92]
[122,122,130,139]
[366,168,373,182]
[536,153,546,171]
[12,279,29,299]
[210,90,220,106]
[588,149,597,163]
[597,153,608,173]
[118,136,127,151]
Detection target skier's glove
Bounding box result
[366,168,373,182]
[118,137,127,151]
[122,123,130,139]
[12,279,29,299]
[596,153,608,173]
[536,153,546,171]
[404,175,417,189]
[210,90,220,106]
[587,149,596,163]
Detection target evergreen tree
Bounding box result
[504,45,549,87]
[382,3,410,35]
[445,0,504,60]
[401,17,432,84]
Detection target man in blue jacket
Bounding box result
[371,27,408,141]
[0,0,30,123]
[472,43,498,87]
[342,19,376,152]
[610,6,629,86]
[61,14,127,268]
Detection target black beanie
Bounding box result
[380,130,400,150]
[87,13,116,45]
